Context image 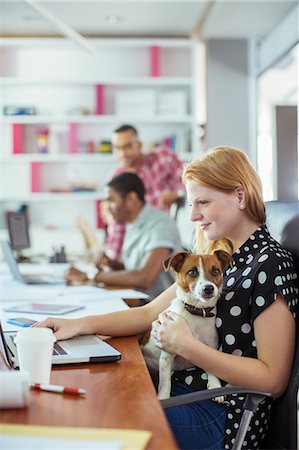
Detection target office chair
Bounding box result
[161,201,299,450]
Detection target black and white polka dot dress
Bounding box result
[172,225,298,449]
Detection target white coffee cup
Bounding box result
[14,328,56,384]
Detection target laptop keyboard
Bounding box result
[10,335,67,356]
[53,342,67,355]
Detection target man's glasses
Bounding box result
[112,140,137,152]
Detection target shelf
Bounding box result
[2,192,106,202]
[1,114,196,124]
[1,37,200,232]
[0,77,192,86]
[2,154,117,163]
[0,37,194,48]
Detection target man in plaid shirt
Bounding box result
[105,124,184,261]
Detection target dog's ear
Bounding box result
[163,252,189,272]
[213,250,233,271]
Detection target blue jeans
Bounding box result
[164,382,227,450]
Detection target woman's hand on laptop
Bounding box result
[34,317,83,341]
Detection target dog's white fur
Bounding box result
[142,250,232,400]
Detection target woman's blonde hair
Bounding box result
[182,146,266,254]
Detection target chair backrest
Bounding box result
[262,201,299,449]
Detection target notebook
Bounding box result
[0,321,121,367]
[1,240,65,285]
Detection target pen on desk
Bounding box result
[30,383,87,396]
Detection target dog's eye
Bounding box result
[211,267,220,276]
[187,268,198,277]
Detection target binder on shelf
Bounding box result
[96,84,105,115]
[68,123,78,153]
[150,46,160,77]
[13,124,23,154]
[31,162,41,193]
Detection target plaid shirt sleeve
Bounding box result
[140,146,185,207]
[151,145,184,191]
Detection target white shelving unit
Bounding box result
[0,37,203,254]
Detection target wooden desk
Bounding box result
[0,336,177,449]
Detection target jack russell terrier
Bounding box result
[142,250,232,400]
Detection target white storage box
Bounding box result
[115,90,156,116]
[157,90,187,116]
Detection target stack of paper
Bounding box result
[0,424,151,450]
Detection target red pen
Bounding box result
[30,383,86,396]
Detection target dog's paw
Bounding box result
[157,391,170,400]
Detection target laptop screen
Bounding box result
[0,322,14,368]
[6,211,30,251]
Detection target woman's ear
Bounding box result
[235,187,246,209]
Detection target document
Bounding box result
[0,424,151,450]
[1,435,122,450]
[56,286,149,300]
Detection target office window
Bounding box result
[257,43,298,200]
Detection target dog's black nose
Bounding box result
[203,285,215,296]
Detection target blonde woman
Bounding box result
[37,147,297,450]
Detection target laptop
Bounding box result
[1,240,65,285]
[0,321,121,367]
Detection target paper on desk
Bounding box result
[104,289,149,300]
[2,282,63,302]
[0,424,151,450]
[1,435,121,450]
[2,283,148,304]
[56,286,149,301]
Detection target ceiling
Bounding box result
[0,0,297,41]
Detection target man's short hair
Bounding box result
[107,173,145,203]
[113,124,138,136]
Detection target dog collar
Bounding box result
[184,303,215,317]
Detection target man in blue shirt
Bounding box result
[66,173,181,299]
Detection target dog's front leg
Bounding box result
[158,350,175,400]
[207,372,224,403]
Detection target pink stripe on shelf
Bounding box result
[31,162,41,193]
[13,124,23,153]
[95,84,104,115]
[69,123,78,153]
[150,46,160,77]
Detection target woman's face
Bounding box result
[186,180,243,242]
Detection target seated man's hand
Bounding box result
[96,253,124,271]
[65,266,89,285]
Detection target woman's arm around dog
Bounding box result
[152,293,295,398]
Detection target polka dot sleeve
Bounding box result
[250,248,297,323]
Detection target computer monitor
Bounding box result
[6,211,30,251]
